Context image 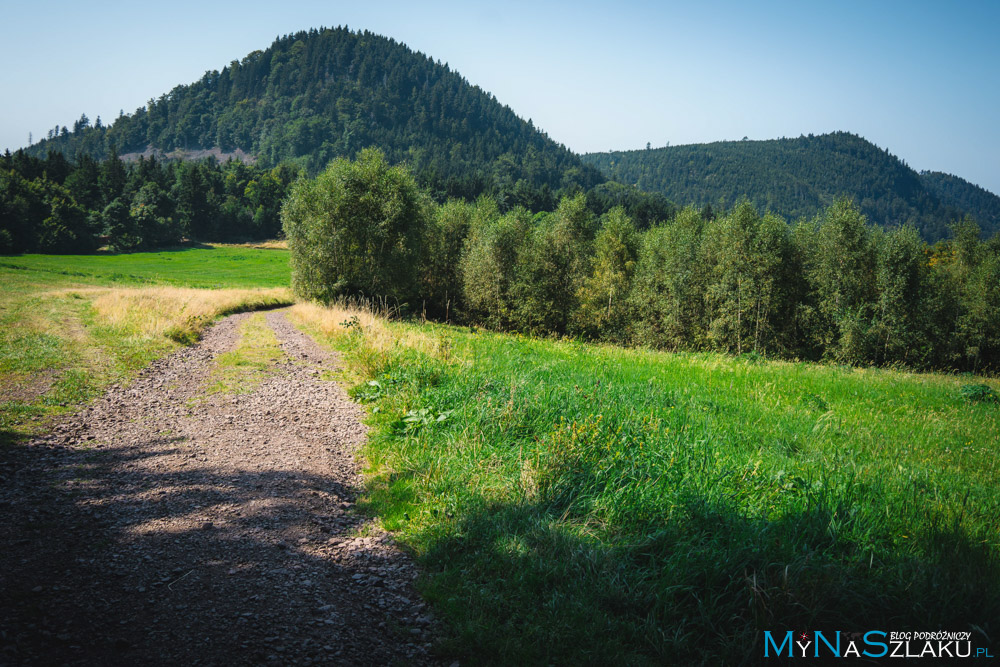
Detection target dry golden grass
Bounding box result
[288,301,388,337]
[209,240,288,250]
[288,300,453,367]
[85,286,292,340]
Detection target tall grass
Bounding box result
[296,305,999,664]
[88,286,292,343]
[290,299,452,376]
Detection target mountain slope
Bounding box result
[920,170,1000,236]
[582,132,997,240]
[25,27,603,202]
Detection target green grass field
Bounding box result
[0,246,291,445]
[0,244,290,289]
[295,313,1000,664]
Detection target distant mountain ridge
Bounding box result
[581,132,1000,240]
[23,26,603,204]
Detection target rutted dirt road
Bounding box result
[0,310,441,666]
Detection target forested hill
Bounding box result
[581,132,998,240]
[919,170,1000,236]
[23,26,604,203]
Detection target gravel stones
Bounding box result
[0,310,442,666]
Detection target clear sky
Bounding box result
[2,0,998,194]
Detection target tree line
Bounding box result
[0,149,298,253]
[286,149,1000,373]
[0,146,671,255]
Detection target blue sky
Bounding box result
[3,0,998,194]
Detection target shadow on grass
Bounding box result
[94,241,216,255]
[402,481,999,666]
[0,427,23,449]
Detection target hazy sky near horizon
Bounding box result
[3,0,998,194]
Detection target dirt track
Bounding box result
[0,310,440,666]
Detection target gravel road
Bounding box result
[0,310,442,666]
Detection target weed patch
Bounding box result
[960,383,998,404]
[206,313,285,394]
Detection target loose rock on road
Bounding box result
[0,309,441,666]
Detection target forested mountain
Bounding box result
[581,132,998,241]
[920,170,1000,236]
[23,26,604,204]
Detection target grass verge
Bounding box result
[291,303,999,665]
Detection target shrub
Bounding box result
[282,148,428,303]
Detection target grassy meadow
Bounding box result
[292,304,999,664]
[0,245,291,445]
[0,244,291,289]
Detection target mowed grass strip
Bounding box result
[292,304,1000,665]
[0,249,292,445]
